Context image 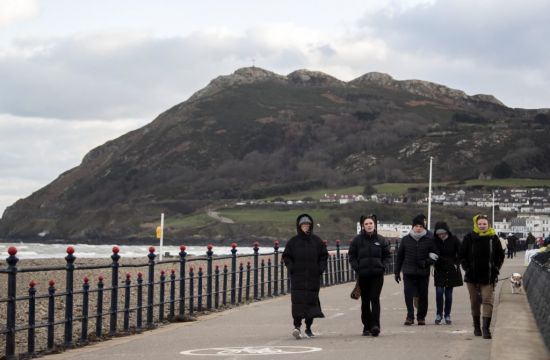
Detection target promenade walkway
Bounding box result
[47,254,548,359]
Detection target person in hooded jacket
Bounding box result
[349,214,390,337]
[283,213,329,339]
[394,214,439,326]
[459,214,505,339]
[432,221,463,325]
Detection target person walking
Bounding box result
[283,213,329,339]
[432,221,463,325]
[348,214,391,336]
[506,233,517,259]
[459,214,505,339]
[394,214,439,326]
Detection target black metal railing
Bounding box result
[523,251,550,353]
[0,239,400,359]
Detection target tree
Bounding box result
[492,161,513,179]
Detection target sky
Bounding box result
[1,0,549,216]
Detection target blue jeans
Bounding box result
[435,286,453,317]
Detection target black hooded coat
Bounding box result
[433,222,463,288]
[282,214,328,319]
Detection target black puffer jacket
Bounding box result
[283,214,329,319]
[433,222,463,288]
[395,231,438,277]
[459,232,505,285]
[349,231,390,278]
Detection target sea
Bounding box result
[0,242,277,259]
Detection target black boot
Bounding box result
[473,316,482,336]
[482,317,492,339]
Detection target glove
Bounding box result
[394,274,401,283]
[428,252,439,261]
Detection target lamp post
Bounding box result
[427,156,433,230]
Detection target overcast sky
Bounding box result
[1,0,549,216]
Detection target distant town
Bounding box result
[235,187,550,240]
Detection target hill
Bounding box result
[1,67,549,242]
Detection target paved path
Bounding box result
[47,253,548,360]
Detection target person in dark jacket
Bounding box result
[433,221,463,325]
[283,213,329,339]
[459,214,505,339]
[349,214,391,337]
[394,214,439,325]
[506,233,517,259]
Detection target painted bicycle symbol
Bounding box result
[180,346,322,356]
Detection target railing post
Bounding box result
[80,277,90,344]
[63,246,76,346]
[253,241,259,300]
[198,267,203,311]
[267,258,272,296]
[329,254,334,285]
[214,265,220,309]
[169,269,176,319]
[260,259,265,298]
[273,241,279,296]
[27,280,37,356]
[336,240,341,283]
[280,258,285,295]
[159,270,166,321]
[246,262,251,301]
[136,272,143,329]
[147,246,156,328]
[206,244,213,310]
[189,267,194,317]
[5,246,18,360]
[323,240,329,286]
[223,264,228,306]
[178,245,187,319]
[123,273,131,332]
[345,252,351,282]
[47,280,56,350]
[238,262,244,303]
[230,243,237,305]
[95,276,104,338]
[109,246,120,336]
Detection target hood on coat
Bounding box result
[296,213,314,236]
[434,221,453,237]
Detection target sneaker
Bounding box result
[370,326,380,337]
[404,318,414,326]
[445,315,452,325]
[304,328,314,338]
[292,328,301,340]
[417,319,426,326]
[435,314,442,325]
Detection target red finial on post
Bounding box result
[231,242,237,249]
[7,246,17,256]
[149,246,155,253]
[48,279,55,287]
[66,246,75,254]
[180,245,186,251]
[207,244,213,251]
[112,246,120,254]
[83,276,89,284]
[29,280,37,288]
[126,272,131,279]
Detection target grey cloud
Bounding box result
[359,1,550,68]
[0,32,311,121]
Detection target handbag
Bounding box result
[350,280,361,300]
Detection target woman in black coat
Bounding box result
[348,214,390,337]
[283,213,328,339]
[432,221,462,325]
